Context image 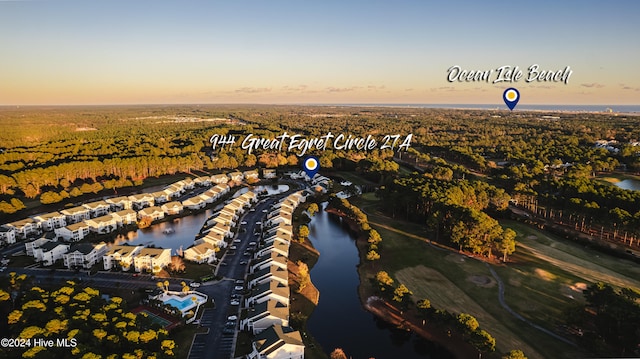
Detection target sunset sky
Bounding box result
[1,0,639,106]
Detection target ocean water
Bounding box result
[333,104,640,113]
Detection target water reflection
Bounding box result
[108,209,213,255]
[615,179,640,191]
[306,203,452,359]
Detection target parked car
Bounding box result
[230,300,240,306]
[190,282,201,288]
[235,279,244,284]
[230,245,237,250]
[227,315,238,321]
[240,221,247,225]
[261,209,268,213]
[234,286,243,291]
[239,260,247,265]
[233,239,241,243]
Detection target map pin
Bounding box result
[503,88,520,111]
[302,156,320,178]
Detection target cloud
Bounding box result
[366,85,386,91]
[281,85,308,92]
[619,84,640,91]
[431,86,456,92]
[325,86,360,93]
[580,83,605,88]
[235,87,272,94]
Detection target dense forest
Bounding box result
[1,105,639,240]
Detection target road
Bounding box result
[187,181,303,359]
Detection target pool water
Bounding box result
[165,297,197,311]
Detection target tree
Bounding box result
[298,225,309,241]
[330,348,348,359]
[307,203,319,217]
[375,271,394,290]
[367,229,382,246]
[457,313,479,332]
[297,261,310,293]
[10,198,25,210]
[366,250,380,261]
[497,228,517,262]
[417,299,431,309]
[393,284,412,303]
[503,349,528,359]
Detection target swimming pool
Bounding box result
[158,292,208,316]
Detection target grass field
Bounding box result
[351,195,593,359]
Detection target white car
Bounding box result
[233,239,241,243]
[230,246,237,250]
[227,315,238,321]
[255,221,262,225]
[240,221,247,225]
[261,209,268,213]
[234,286,243,291]
[190,282,201,288]
[230,300,240,306]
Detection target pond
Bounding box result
[306,203,453,359]
[111,209,214,255]
[613,178,640,191]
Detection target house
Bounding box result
[182,196,206,210]
[33,241,69,266]
[219,207,240,221]
[239,191,258,206]
[209,212,236,227]
[247,325,304,359]
[7,218,40,239]
[228,171,244,182]
[161,201,184,216]
[82,201,111,218]
[163,185,182,199]
[55,222,90,242]
[198,232,226,248]
[152,191,170,204]
[211,183,230,196]
[263,234,292,247]
[174,178,194,191]
[61,206,91,224]
[24,233,56,256]
[0,225,17,245]
[262,169,277,179]
[250,252,288,273]
[105,196,132,211]
[226,200,246,215]
[128,193,155,210]
[85,214,118,234]
[241,299,289,334]
[245,280,290,306]
[133,247,172,273]
[210,174,229,184]
[194,176,212,187]
[267,211,293,226]
[248,265,289,289]
[137,206,165,221]
[255,240,290,258]
[264,223,293,239]
[202,188,219,201]
[63,242,108,269]
[198,192,214,204]
[33,212,67,232]
[183,242,218,264]
[206,222,232,238]
[103,245,143,271]
[243,169,260,181]
[111,209,138,227]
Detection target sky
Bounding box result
[1,0,639,106]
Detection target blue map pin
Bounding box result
[302,156,320,178]
[503,88,520,110]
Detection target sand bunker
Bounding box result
[534,268,557,281]
[468,275,496,288]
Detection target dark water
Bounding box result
[306,203,453,359]
[614,179,640,191]
[112,209,213,255]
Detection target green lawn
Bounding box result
[354,195,582,359]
